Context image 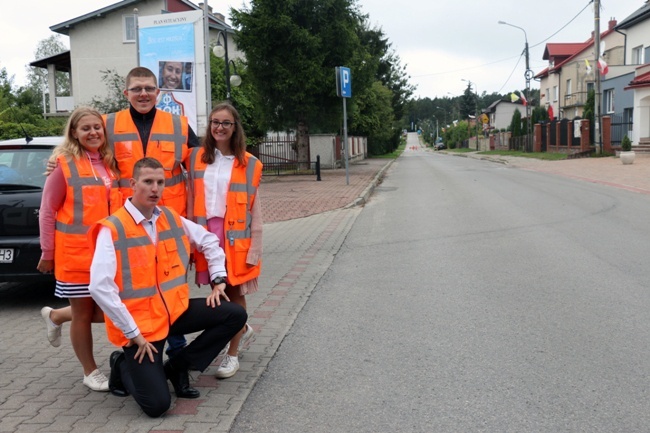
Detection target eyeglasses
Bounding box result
[210,120,235,129]
[127,86,158,94]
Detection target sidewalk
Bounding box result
[259,158,393,223]
[464,151,650,195]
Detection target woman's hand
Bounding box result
[37,259,54,274]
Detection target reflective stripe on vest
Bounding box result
[55,158,119,235]
[225,158,259,244]
[105,207,189,301]
[105,112,186,189]
[187,147,207,227]
[105,113,139,148]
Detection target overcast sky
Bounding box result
[1,0,645,99]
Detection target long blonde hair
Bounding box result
[51,107,119,175]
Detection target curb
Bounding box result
[346,159,395,208]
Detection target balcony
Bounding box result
[563,91,588,109]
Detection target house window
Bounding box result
[586,82,594,94]
[604,89,615,113]
[123,15,136,43]
[566,79,572,95]
[553,86,558,102]
[545,88,550,104]
[632,45,644,64]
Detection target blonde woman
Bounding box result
[38,107,122,391]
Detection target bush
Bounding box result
[621,134,632,152]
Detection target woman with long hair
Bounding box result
[38,106,122,391]
[185,101,263,378]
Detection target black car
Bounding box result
[0,137,60,283]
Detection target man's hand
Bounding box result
[206,282,228,307]
[45,157,57,176]
[127,334,158,364]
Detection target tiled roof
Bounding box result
[50,0,231,36]
[543,43,588,61]
[625,70,650,90]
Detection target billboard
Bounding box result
[138,10,206,132]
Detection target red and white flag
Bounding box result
[597,57,608,76]
[519,91,528,106]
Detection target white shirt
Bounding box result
[88,199,227,341]
[204,149,235,219]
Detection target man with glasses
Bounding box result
[103,67,201,360]
[103,67,199,217]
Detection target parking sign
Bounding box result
[336,66,352,98]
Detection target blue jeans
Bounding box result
[166,334,187,357]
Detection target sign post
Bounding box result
[336,66,352,185]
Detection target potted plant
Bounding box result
[620,134,635,165]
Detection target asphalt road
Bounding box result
[229,135,650,432]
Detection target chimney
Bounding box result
[198,3,213,13]
[214,12,226,22]
[609,18,616,30]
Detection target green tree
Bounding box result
[510,108,522,137]
[89,69,129,114]
[231,0,363,165]
[582,88,596,147]
[460,83,475,119]
[26,35,71,113]
[349,19,413,154]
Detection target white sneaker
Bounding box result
[40,306,61,347]
[238,323,255,353]
[215,355,239,379]
[83,369,109,392]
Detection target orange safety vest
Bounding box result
[103,109,190,215]
[187,147,262,286]
[54,155,121,283]
[88,206,191,347]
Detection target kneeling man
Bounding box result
[89,157,246,417]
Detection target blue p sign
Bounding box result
[336,66,352,98]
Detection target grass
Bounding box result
[445,148,475,153]
[476,150,568,161]
[373,141,405,158]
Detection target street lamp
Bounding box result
[436,106,447,128]
[461,79,480,151]
[499,20,533,151]
[212,30,242,100]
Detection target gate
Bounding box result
[540,121,547,152]
[559,119,569,146]
[610,113,633,147]
[255,134,301,174]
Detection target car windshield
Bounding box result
[0,147,51,189]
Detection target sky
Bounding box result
[1,0,645,100]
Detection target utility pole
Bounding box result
[594,0,602,154]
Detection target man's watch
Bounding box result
[212,276,227,286]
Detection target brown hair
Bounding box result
[125,67,157,89]
[51,106,119,175]
[133,157,163,179]
[201,102,247,166]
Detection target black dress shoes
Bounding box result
[109,351,129,397]
[163,360,200,399]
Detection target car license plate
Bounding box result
[0,248,14,263]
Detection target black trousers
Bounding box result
[117,298,247,417]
